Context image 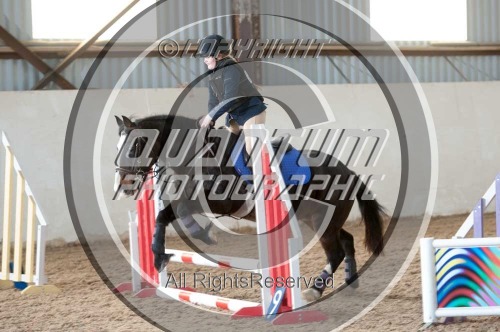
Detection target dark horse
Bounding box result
[114,114,385,302]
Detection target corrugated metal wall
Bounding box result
[261,55,500,85]
[259,0,370,42]
[0,0,38,91]
[259,0,500,85]
[468,0,500,43]
[0,0,499,90]
[0,0,32,41]
[63,57,209,89]
[0,59,41,90]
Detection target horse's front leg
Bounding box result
[152,205,175,272]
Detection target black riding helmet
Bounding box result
[198,34,231,58]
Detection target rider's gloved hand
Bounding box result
[199,115,214,128]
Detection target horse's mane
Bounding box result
[132,114,197,130]
[131,114,170,122]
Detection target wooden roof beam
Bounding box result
[32,0,141,90]
[0,25,75,89]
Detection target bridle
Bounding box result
[115,133,156,187]
[116,120,224,192]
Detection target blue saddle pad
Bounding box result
[231,142,311,186]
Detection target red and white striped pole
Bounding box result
[234,125,300,317]
[137,176,157,285]
[113,175,161,297]
[262,147,293,311]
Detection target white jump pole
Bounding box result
[164,249,259,271]
[420,237,437,324]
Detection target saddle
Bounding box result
[229,134,311,218]
[231,134,312,186]
[242,135,293,164]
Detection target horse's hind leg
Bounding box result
[174,200,217,245]
[340,229,358,288]
[302,231,345,302]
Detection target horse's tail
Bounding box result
[355,177,385,256]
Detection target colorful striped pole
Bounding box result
[421,173,500,325]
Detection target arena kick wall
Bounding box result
[0,81,499,242]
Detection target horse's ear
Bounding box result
[122,116,135,128]
[115,115,123,127]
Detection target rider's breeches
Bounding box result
[227,110,266,155]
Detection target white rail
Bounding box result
[165,249,259,272]
[455,179,497,238]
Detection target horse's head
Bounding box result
[113,113,241,199]
[113,115,161,198]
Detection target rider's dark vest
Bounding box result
[208,58,263,105]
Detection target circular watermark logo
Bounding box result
[158,38,180,58]
[65,1,437,330]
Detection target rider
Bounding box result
[198,34,267,153]
[158,35,266,247]
[169,35,267,245]
[153,36,268,261]
[152,35,267,255]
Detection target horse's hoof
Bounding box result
[155,253,173,273]
[345,271,359,288]
[301,288,321,303]
[346,276,359,288]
